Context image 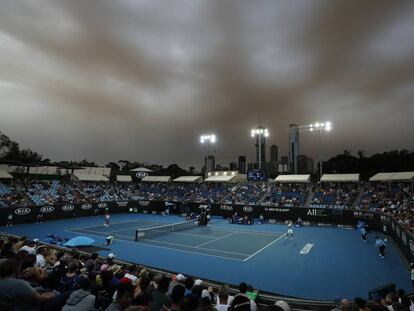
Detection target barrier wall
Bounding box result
[1,200,413,262]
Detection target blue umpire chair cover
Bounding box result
[63,236,95,247]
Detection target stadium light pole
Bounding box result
[200,134,216,178]
[309,121,332,180]
[251,126,269,170]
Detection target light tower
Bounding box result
[251,125,269,170]
[309,121,332,179]
[200,134,216,178]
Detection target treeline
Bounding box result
[2,131,413,180]
[322,150,414,180]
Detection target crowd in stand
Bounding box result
[0,180,309,207]
[311,184,359,209]
[0,234,298,311]
[1,235,413,311]
[0,179,413,231]
[359,183,414,232]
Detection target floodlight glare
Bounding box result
[315,122,320,128]
[310,128,314,132]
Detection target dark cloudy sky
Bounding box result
[0,0,413,169]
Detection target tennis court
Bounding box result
[68,218,285,261]
[2,213,412,299]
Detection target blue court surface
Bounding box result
[1,213,412,300]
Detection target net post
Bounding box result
[135,229,138,241]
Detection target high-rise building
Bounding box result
[204,155,215,177]
[288,124,300,174]
[270,145,278,163]
[229,162,238,171]
[238,156,246,174]
[297,154,314,174]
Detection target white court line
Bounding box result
[65,229,245,261]
[243,233,286,262]
[70,228,249,256]
[196,231,239,248]
[208,226,284,237]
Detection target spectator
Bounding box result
[215,284,231,311]
[151,276,171,311]
[274,300,290,311]
[167,284,185,311]
[230,295,251,311]
[59,262,80,292]
[62,276,95,311]
[238,283,256,311]
[0,258,55,310]
[105,282,135,311]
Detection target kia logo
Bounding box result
[98,203,107,208]
[136,172,148,178]
[81,204,92,210]
[243,206,253,213]
[62,205,75,212]
[15,208,31,215]
[40,206,54,214]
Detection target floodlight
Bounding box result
[310,128,314,132]
[315,122,320,128]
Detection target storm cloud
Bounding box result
[0,0,413,169]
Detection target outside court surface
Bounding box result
[1,213,412,300]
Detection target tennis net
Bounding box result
[135,217,199,241]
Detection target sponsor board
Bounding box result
[138,201,150,207]
[220,205,233,211]
[62,205,75,212]
[15,207,31,215]
[307,209,328,217]
[317,223,332,227]
[97,202,107,209]
[264,207,289,212]
[135,172,148,179]
[353,211,375,220]
[117,202,128,207]
[40,206,54,214]
[243,206,253,213]
[81,204,92,210]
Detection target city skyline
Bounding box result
[0,0,413,169]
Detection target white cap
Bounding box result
[33,239,39,242]
[201,289,210,299]
[176,274,185,281]
[275,300,290,311]
[194,279,203,286]
[107,253,115,259]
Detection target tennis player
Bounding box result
[361,226,367,242]
[285,221,293,240]
[104,213,111,227]
[105,233,114,245]
[375,236,387,258]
